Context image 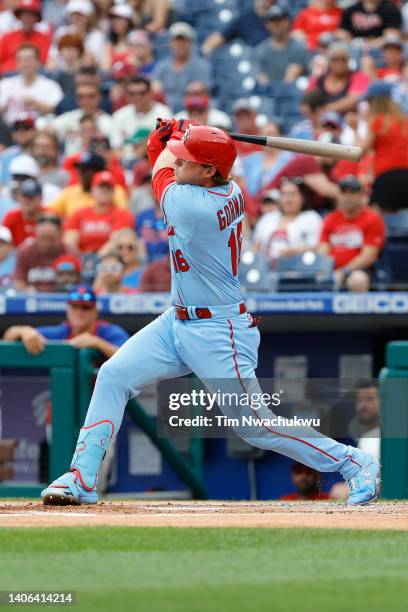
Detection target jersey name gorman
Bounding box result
[217,193,245,231]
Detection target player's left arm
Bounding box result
[152,148,176,177]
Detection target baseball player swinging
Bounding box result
[41,120,379,506]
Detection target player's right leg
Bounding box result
[41,309,191,505]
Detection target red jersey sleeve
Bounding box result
[152,167,176,203]
[364,212,386,249]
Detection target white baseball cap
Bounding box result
[109,4,134,20]
[66,0,94,16]
[9,154,39,178]
[0,226,12,244]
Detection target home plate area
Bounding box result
[0,501,407,529]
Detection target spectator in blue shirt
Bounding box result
[3,284,129,357]
[153,22,211,113]
[202,0,276,56]
[135,200,169,263]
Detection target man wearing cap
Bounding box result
[254,5,309,84]
[4,284,129,358]
[0,153,40,222]
[0,113,36,185]
[0,44,63,125]
[53,254,81,292]
[49,152,128,218]
[175,83,231,130]
[362,34,405,82]
[41,119,380,507]
[64,171,133,254]
[0,225,15,283]
[152,22,211,113]
[13,215,71,292]
[111,75,170,150]
[318,175,386,291]
[0,0,52,73]
[3,178,49,246]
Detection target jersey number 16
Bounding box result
[228,221,243,276]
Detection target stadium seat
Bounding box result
[275,252,334,292]
[380,242,408,289]
[383,209,408,238]
[239,250,274,292]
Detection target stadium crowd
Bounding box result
[0,0,407,294]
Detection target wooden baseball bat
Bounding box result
[229,133,362,162]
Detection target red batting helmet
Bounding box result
[167,125,237,179]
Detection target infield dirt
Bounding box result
[0,500,407,529]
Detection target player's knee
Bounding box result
[97,358,124,388]
[346,270,370,292]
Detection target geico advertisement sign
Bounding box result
[109,293,173,314]
[333,293,408,314]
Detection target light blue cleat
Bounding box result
[41,420,114,506]
[346,453,380,506]
[41,470,98,505]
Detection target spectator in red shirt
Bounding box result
[318,175,386,291]
[63,171,133,254]
[0,0,52,73]
[360,81,408,212]
[308,42,371,114]
[280,463,330,501]
[3,178,48,246]
[292,0,342,51]
[362,34,404,83]
[14,214,70,292]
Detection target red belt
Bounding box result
[175,303,247,321]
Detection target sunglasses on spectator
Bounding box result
[77,92,99,99]
[127,89,149,96]
[37,215,62,227]
[280,176,304,186]
[96,263,123,273]
[340,186,361,193]
[68,302,95,310]
[68,290,95,304]
[118,243,136,251]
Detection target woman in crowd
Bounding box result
[54,0,106,65]
[93,252,124,294]
[114,227,145,291]
[252,178,323,267]
[360,82,408,212]
[47,33,86,95]
[308,43,370,114]
[101,4,136,73]
[242,122,294,197]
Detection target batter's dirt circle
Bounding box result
[0,501,407,529]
